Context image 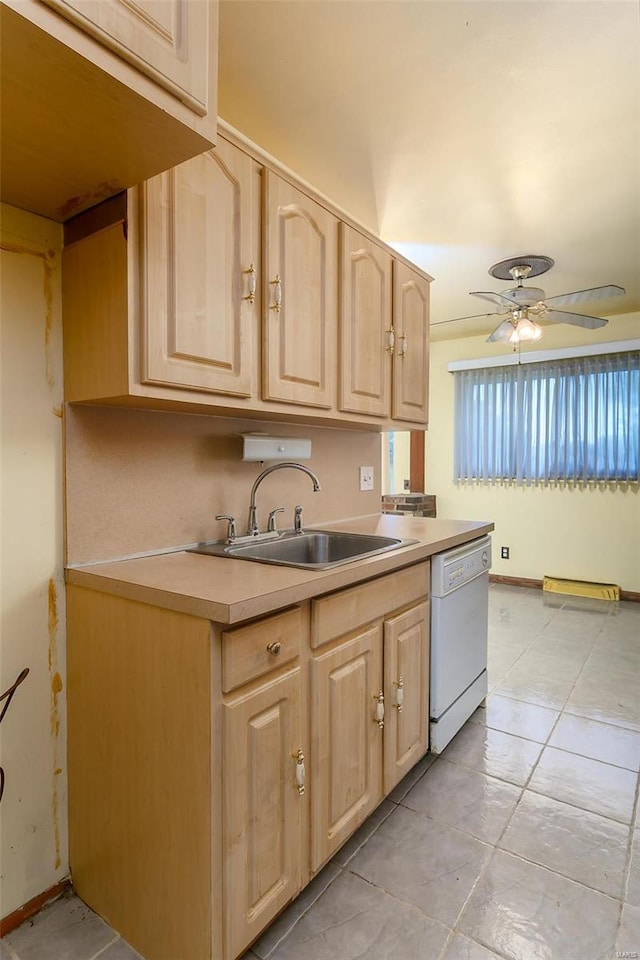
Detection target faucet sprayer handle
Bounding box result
[294,505,303,534]
[215,514,237,543]
[267,507,285,533]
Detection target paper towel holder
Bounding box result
[240,433,312,462]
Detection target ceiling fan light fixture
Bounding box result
[489,315,543,345]
[513,316,543,342]
[490,319,519,344]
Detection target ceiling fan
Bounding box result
[451,255,625,345]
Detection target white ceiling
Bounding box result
[218,0,639,341]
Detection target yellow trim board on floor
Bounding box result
[543,576,620,601]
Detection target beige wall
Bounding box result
[1,204,67,915]
[426,313,640,592]
[65,406,383,566]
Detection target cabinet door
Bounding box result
[338,224,392,417]
[310,625,383,870]
[43,0,215,115]
[263,171,337,409]
[223,667,303,959]
[383,601,430,794]
[140,139,256,397]
[392,261,430,424]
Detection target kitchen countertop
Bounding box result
[66,514,494,624]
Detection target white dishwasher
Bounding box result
[430,535,492,753]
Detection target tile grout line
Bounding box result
[475,601,633,948]
[453,588,634,953]
[342,799,501,952]
[87,934,121,960]
[254,867,343,960]
[491,848,627,905]
[411,754,635,890]
[494,605,608,730]
[443,732,535,952]
[1,940,20,960]
[619,768,640,930]
[469,715,640,773]
[421,591,637,948]
[250,594,633,959]
[523,781,636,827]
[437,839,503,957]
[484,686,640,735]
[521,615,639,832]
[256,757,437,957]
[444,630,611,956]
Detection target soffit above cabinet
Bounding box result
[0,0,218,222]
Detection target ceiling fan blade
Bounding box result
[432,311,503,326]
[543,309,609,329]
[544,284,625,308]
[469,290,517,310]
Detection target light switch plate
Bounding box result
[359,466,374,491]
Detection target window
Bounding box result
[453,351,639,485]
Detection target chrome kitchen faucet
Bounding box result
[247,462,321,536]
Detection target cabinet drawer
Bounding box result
[222,607,301,692]
[311,561,429,648]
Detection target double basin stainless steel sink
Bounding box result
[188,529,417,571]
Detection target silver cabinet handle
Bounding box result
[270,274,282,313]
[242,262,256,304]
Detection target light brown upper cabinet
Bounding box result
[63,137,260,405]
[392,261,430,424]
[43,0,211,113]
[339,226,430,425]
[62,127,431,428]
[338,225,393,418]
[262,172,338,410]
[141,140,256,397]
[1,0,218,221]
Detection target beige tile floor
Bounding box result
[3,584,639,960]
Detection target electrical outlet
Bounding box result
[501,546,510,559]
[359,466,374,491]
[403,479,410,490]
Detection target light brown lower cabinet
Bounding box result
[67,560,429,960]
[383,601,430,793]
[309,575,429,871]
[310,623,384,870]
[223,666,304,959]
